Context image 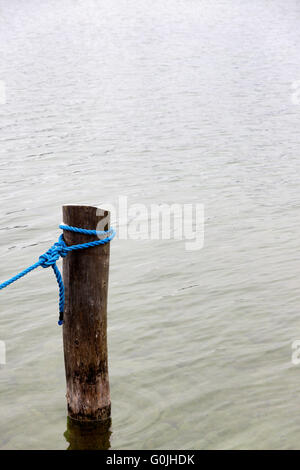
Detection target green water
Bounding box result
[1,0,300,449]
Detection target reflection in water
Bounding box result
[64,416,112,450]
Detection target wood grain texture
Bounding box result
[62,205,111,422]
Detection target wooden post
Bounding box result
[62,205,111,422]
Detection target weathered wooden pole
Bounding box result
[62,205,111,422]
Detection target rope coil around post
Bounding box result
[0,224,116,325]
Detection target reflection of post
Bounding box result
[64,417,112,450]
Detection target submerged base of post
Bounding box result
[65,416,112,450]
[62,205,111,422]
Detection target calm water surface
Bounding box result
[1,0,300,449]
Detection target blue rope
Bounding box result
[0,225,116,325]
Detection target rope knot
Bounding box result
[39,238,68,268]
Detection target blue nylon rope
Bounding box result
[0,225,116,325]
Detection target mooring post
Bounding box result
[62,205,111,422]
